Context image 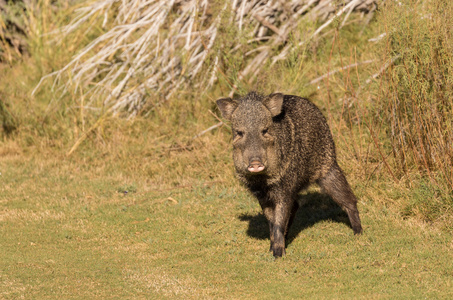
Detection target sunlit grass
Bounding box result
[1,138,452,298]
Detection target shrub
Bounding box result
[375,0,453,198]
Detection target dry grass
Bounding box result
[32,0,378,118]
[376,0,453,190]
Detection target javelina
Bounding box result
[217,92,362,257]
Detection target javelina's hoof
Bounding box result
[353,225,363,235]
[272,245,285,257]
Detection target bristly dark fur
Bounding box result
[217,92,362,257]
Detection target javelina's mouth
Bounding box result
[247,161,265,173]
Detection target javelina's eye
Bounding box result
[235,130,244,137]
[262,128,268,135]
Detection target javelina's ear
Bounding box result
[216,97,238,121]
[263,93,284,117]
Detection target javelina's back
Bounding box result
[268,95,337,186]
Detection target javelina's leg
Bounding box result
[271,199,294,257]
[258,202,275,252]
[285,200,299,238]
[264,208,277,252]
[317,163,363,234]
[268,222,274,252]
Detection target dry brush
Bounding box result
[33,0,378,118]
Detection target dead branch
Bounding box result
[309,59,376,85]
[33,0,379,118]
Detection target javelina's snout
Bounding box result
[247,158,265,173]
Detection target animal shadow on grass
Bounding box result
[238,192,352,246]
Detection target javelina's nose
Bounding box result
[248,158,265,173]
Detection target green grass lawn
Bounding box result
[1,145,452,299]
